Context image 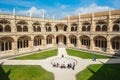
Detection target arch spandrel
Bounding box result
[0,19,11,24]
[0,36,14,41]
[17,35,31,40]
[46,34,55,38]
[16,20,28,25]
[34,35,44,39]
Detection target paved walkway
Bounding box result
[1,48,120,80]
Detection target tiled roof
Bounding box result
[63,10,120,20]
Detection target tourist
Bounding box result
[61,54,64,58]
[72,63,75,70]
[93,55,96,61]
[56,63,59,67]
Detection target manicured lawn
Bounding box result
[76,64,120,80]
[0,65,54,80]
[66,49,111,59]
[14,49,58,60]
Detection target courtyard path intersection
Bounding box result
[0,48,120,80]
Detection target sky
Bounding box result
[0,0,120,19]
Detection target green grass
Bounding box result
[66,49,111,59]
[14,49,58,60]
[76,64,120,80]
[0,65,54,80]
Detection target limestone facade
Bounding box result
[0,10,120,55]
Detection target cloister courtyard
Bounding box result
[0,48,120,80]
[0,2,120,80]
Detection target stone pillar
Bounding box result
[78,13,81,32]
[41,23,45,32]
[0,43,1,51]
[91,12,95,32]
[13,40,18,54]
[11,16,16,32]
[67,36,70,47]
[29,36,34,52]
[51,23,55,32]
[28,20,33,33]
[90,36,94,51]
[108,10,111,32]
[77,36,80,48]
[53,38,56,47]
[107,38,111,54]
[43,37,46,48]
[67,15,71,32]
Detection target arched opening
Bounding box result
[0,25,3,32]
[34,35,44,46]
[5,25,11,32]
[96,20,107,32]
[75,26,77,31]
[69,35,77,47]
[82,22,91,31]
[64,25,67,31]
[17,25,22,32]
[46,35,54,45]
[46,36,52,44]
[32,22,41,32]
[37,26,41,32]
[0,19,11,32]
[17,20,28,32]
[96,25,101,31]
[113,25,119,32]
[82,26,86,31]
[55,25,58,31]
[94,36,107,51]
[48,27,51,31]
[71,27,74,31]
[102,25,107,31]
[87,26,90,31]
[71,23,78,31]
[33,26,36,32]
[111,36,120,50]
[56,34,67,46]
[45,23,51,32]
[80,35,90,49]
[23,26,28,32]
[17,36,31,49]
[0,37,13,51]
[55,23,67,31]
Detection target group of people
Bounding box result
[52,62,76,70]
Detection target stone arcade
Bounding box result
[0,10,120,55]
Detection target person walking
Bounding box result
[93,55,96,61]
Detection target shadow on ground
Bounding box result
[87,53,120,80]
[0,62,11,80]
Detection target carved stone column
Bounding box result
[90,36,94,51]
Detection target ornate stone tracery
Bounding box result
[0,10,120,54]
